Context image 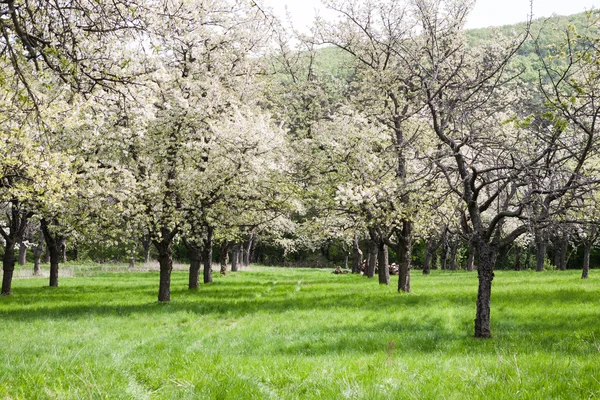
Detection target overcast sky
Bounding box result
[262,0,600,30]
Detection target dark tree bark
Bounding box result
[183,238,203,289]
[41,218,62,288]
[525,244,532,269]
[219,241,230,275]
[466,240,475,271]
[448,238,458,270]
[154,239,173,302]
[397,221,412,293]
[18,241,27,266]
[582,226,596,279]
[440,239,448,270]
[242,231,255,266]
[514,246,522,271]
[231,242,241,272]
[351,235,362,274]
[203,226,214,284]
[535,231,547,272]
[366,239,377,278]
[474,241,497,338]
[59,238,67,263]
[151,220,178,302]
[558,238,568,271]
[32,235,43,277]
[377,240,389,285]
[423,236,438,275]
[1,239,16,296]
[43,245,50,264]
[141,234,151,263]
[1,202,32,295]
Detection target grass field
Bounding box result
[1,266,599,399]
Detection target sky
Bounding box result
[262,0,600,31]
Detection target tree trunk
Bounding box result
[352,235,362,274]
[203,227,214,284]
[525,245,531,269]
[440,241,448,270]
[231,243,241,272]
[32,230,44,276]
[59,238,67,263]
[18,241,27,266]
[582,241,591,279]
[423,238,435,275]
[466,241,475,271]
[155,242,172,302]
[377,240,389,285]
[33,244,43,276]
[366,240,377,278]
[397,221,412,293]
[535,233,547,272]
[1,240,16,296]
[219,241,230,275]
[48,243,60,288]
[41,219,61,288]
[43,245,50,264]
[243,232,254,266]
[474,241,497,338]
[142,234,151,263]
[514,246,522,271]
[448,239,458,270]
[559,239,568,271]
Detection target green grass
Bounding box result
[1,267,599,399]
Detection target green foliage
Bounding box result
[1,267,599,399]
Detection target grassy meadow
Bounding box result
[1,266,599,399]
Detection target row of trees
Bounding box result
[2,0,600,337]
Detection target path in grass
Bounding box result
[1,267,599,399]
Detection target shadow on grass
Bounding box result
[2,271,599,358]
